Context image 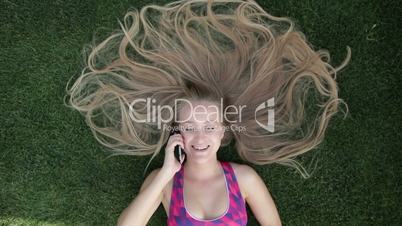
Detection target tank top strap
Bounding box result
[220,161,246,207]
[168,165,185,219]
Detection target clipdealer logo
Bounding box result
[128,98,275,132]
[255,97,275,132]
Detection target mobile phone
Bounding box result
[170,126,185,163]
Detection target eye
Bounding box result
[184,127,195,132]
[205,127,215,132]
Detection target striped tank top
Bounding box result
[167,161,248,226]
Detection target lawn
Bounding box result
[1,0,400,225]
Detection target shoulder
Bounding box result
[229,162,281,225]
[228,162,259,179]
[227,162,261,199]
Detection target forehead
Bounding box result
[178,101,221,123]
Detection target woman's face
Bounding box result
[177,100,225,162]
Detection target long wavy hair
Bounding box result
[64,0,351,178]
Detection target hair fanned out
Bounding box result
[65,0,351,178]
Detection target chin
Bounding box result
[188,151,217,161]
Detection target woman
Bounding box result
[65,0,351,225]
[117,98,281,225]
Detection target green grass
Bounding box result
[1,0,401,225]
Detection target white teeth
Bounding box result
[193,145,209,150]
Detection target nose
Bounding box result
[192,128,207,141]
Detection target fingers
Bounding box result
[167,134,184,150]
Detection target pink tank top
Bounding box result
[167,161,248,226]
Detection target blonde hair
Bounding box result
[64,0,351,178]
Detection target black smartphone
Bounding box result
[170,126,185,163]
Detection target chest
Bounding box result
[183,177,229,220]
[162,173,247,220]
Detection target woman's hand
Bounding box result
[161,133,185,176]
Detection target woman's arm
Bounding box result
[117,168,173,226]
[239,165,282,226]
[117,131,185,226]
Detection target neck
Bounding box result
[183,158,222,182]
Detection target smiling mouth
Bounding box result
[192,145,210,151]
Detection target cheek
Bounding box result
[181,134,191,147]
